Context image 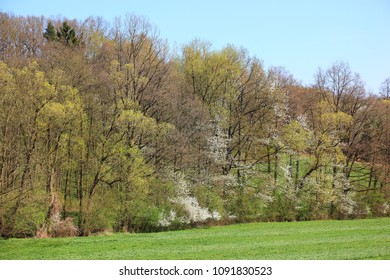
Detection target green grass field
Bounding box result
[1,218,389,260]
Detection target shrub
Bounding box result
[52,217,78,237]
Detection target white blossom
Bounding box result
[207,120,229,164]
[158,209,177,227]
[333,172,356,215]
[166,171,221,224]
[382,202,390,215]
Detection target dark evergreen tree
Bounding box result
[57,21,80,46]
[43,22,58,42]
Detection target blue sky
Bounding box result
[2,0,389,92]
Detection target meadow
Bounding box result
[1,218,389,260]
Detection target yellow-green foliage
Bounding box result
[1,14,389,238]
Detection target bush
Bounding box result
[81,190,119,235]
[114,202,162,233]
[52,217,78,237]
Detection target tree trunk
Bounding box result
[274,147,278,185]
[295,157,300,189]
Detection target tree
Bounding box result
[314,62,369,213]
[2,12,390,237]
[0,13,45,60]
[379,77,390,99]
[315,61,366,116]
[0,61,83,237]
[43,21,81,46]
[282,119,311,187]
[57,21,81,46]
[43,21,57,42]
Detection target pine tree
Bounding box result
[57,21,80,46]
[43,22,58,42]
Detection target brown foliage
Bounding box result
[36,218,78,238]
[52,218,78,238]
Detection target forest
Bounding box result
[0,12,389,238]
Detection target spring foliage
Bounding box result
[0,13,389,237]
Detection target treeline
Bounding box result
[0,13,389,238]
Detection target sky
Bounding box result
[1,0,390,92]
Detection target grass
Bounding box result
[0,218,389,260]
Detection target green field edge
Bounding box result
[1,218,389,260]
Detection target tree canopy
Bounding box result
[0,12,389,238]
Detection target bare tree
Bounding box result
[379,77,390,99]
[315,61,366,116]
